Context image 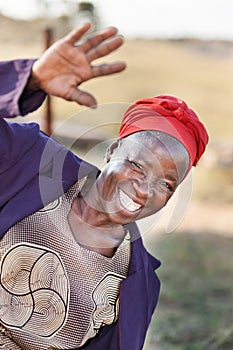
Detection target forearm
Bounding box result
[0,59,46,118]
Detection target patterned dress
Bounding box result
[0,178,131,349]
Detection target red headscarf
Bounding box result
[119,95,209,172]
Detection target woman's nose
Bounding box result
[132,177,151,200]
[117,177,149,198]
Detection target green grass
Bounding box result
[144,232,233,350]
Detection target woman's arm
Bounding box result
[0,59,46,118]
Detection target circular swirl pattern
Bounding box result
[81,272,123,346]
[92,273,122,327]
[0,243,70,338]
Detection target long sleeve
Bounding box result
[0,58,98,237]
[0,59,46,118]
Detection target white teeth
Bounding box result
[119,189,142,212]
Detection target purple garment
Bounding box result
[0,59,161,349]
[0,59,46,118]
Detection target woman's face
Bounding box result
[85,133,189,226]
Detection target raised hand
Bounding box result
[29,23,126,107]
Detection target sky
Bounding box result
[1,0,233,40]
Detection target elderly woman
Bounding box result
[0,24,208,350]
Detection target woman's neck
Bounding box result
[68,195,126,258]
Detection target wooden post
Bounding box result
[44,27,53,135]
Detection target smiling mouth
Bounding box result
[118,189,142,212]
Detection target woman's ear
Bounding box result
[105,141,119,162]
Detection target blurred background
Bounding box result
[1,0,232,349]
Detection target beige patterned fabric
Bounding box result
[0,178,131,349]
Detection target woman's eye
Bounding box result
[129,160,143,170]
[161,181,173,192]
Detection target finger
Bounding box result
[92,62,127,77]
[64,23,92,45]
[86,36,124,62]
[81,26,119,53]
[68,87,97,108]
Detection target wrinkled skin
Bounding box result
[28,23,126,107]
[69,133,189,256]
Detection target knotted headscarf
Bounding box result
[119,95,209,172]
